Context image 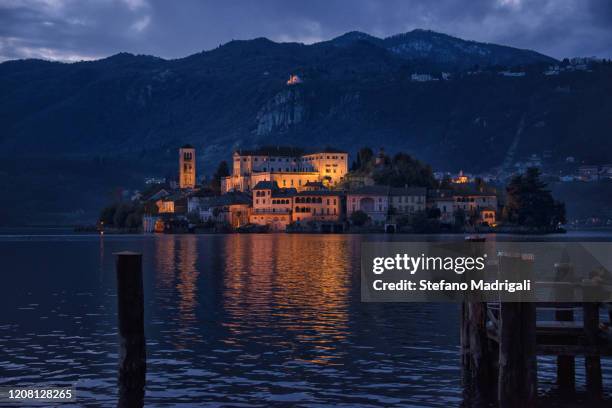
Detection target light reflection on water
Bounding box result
[0,233,610,406]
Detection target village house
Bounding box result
[221,146,349,193]
[428,189,456,224]
[188,192,252,228]
[156,193,188,214]
[292,191,343,225]
[250,181,296,231]
[346,185,427,226]
[453,191,498,225]
[453,191,497,212]
[427,189,498,226]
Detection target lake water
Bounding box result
[0,231,611,407]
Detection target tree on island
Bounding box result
[350,147,375,172]
[372,152,437,188]
[211,161,230,194]
[99,202,144,229]
[504,167,566,229]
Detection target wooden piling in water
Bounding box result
[498,254,537,408]
[461,238,498,407]
[555,307,576,393]
[461,301,495,406]
[554,263,576,393]
[583,302,602,401]
[115,251,146,408]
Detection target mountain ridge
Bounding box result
[1,28,557,66]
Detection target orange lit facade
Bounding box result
[249,181,344,231]
[250,181,295,231]
[287,74,303,85]
[480,208,496,226]
[452,170,469,184]
[221,147,348,193]
[292,191,343,224]
[179,145,196,189]
[156,195,187,214]
[157,199,175,214]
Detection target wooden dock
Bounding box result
[461,257,612,407]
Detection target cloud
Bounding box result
[121,0,148,11]
[0,0,610,62]
[0,36,98,61]
[131,15,151,32]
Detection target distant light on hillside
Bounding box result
[287,74,303,85]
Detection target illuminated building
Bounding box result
[452,170,469,184]
[292,191,343,224]
[221,146,348,193]
[179,144,196,189]
[287,74,303,85]
[249,181,344,231]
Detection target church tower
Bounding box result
[179,144,196,189]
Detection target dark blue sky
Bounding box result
[1,0,611,62]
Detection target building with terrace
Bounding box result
[221,146,348,193]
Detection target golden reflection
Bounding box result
[154,235,201,349]
[222,234,353,365]
[155,235,176,290]
[176,235,199,324]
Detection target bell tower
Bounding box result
[179,144,196,189]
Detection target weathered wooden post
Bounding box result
[461,239,495,407]
[583,302,602,401]
[115,251,146,408]
[553,263,576,393]
[498,254,537,408]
